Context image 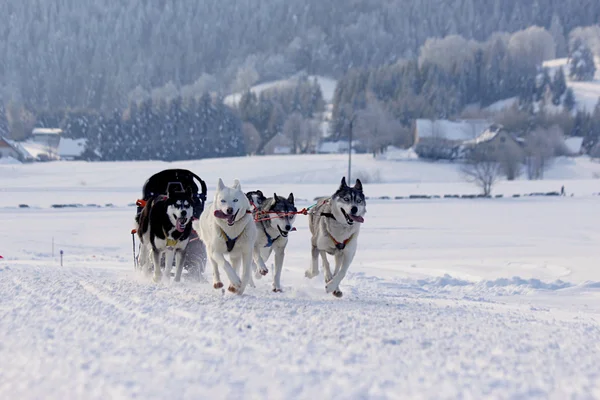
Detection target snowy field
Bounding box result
[1,155,600,399]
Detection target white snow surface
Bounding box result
[1,155,600,399]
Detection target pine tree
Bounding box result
[0,101,8,138]
[551,67,567,106]
[563,88,576,112]
[569,40,596,81]
[536,68,551,102]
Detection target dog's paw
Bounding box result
[332,290,343,298]
[227,284,239,293]
[272,287,283,293]
[305,269,319,279]
[257,266,268,276]
[213,282,224,289]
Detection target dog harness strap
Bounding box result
[219,227,239,252]
[329,232,354,250]
[263,225,280,248]
[321,212,336,220]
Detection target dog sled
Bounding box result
[133,169,208,281]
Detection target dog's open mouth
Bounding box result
[341,208,364,225]
[214,209,239,226]
[278,226,289,237]
[176,217,187,232]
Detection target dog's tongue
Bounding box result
[214,210,237,224]
[350,214,364,223]
[214,210,227,219]
[176,218,186,232]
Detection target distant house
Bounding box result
[414,119,492,160]
[0,137,22,160]
[15,141,60,162]
[564,137,584,155]
[461,124,525,160]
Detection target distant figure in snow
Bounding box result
[561,185,565,196]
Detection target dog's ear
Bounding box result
[256,190,263,197]
[288,192,294,204]
[354,179,363,192]
[233,179,241,190]
[217,178,225,192]
[340,177,347,189]
[273,192,278,201]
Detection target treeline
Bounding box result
[1,0,600,111]
[35,95,245,161]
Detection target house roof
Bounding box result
[58,138,87,157]
[17,141,55,159]
[564,137,584,153]
[416,119,491,142]
[32,128,62,135]
[462,124,524,147]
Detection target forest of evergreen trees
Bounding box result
[1,0,599,111]
[34,95,245,161]
[2,1,600,161]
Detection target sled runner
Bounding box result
[133,169,208,280]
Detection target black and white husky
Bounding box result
[246,190,297,292]
[136,187,194,283]
[305,177,366,297]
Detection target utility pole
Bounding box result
[348,113,357,182]
[348,117,353,183]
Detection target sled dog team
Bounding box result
[135,176,366,298]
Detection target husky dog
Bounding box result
[136,187,194,283]
[305,177,366,297]
[194,178,256,294]
[246,190,297,292]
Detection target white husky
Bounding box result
[194,178,256,294]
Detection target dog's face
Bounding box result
[269,192,297,238]
[214,178,249,226]
[166,190,194,232]
[331,177,366,226]
[246,190,267,209]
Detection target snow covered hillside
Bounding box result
[1,155,600,398]
[223,75,337,106]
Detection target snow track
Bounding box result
[1,161,600,398]
[2,263,600,399]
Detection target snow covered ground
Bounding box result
[1,155,600,399]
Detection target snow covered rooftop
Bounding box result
[16,141,59,160]
[462,124,504,146]
[58,138,87,158]
[32,128,62,135]
[564,137,584,154]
